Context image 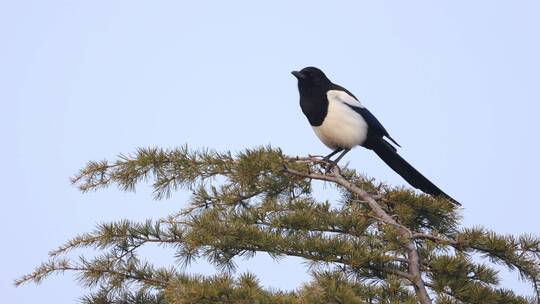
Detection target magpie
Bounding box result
[292,67,460,205]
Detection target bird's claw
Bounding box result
[323,160,338,174]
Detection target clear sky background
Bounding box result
[2,1,540,302]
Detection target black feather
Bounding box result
[344,104,401,148]
[371,138,460,205]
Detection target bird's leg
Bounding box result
[332,148,351,164]
[322,148,343,162]
[323,148,351,174]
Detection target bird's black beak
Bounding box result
[291,70,305,80]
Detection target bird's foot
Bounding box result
[322,160,339,174]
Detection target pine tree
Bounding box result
[16,146,540,303]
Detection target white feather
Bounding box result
[312,90,369,150]
[326,90,364,108]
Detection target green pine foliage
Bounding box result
[16,146,540,303]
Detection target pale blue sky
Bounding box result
[2,1,540,302]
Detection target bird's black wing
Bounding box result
[346,104,401,147]
[330,84,400,147]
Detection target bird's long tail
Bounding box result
[371,139,460,205]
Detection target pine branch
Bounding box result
[284,159,433,304]
[17,146,540,303]
[15,256,169,288]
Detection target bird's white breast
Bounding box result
[312,90,368,150]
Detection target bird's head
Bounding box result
[291,67,331,91]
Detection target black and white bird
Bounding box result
[292,67,460,205]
